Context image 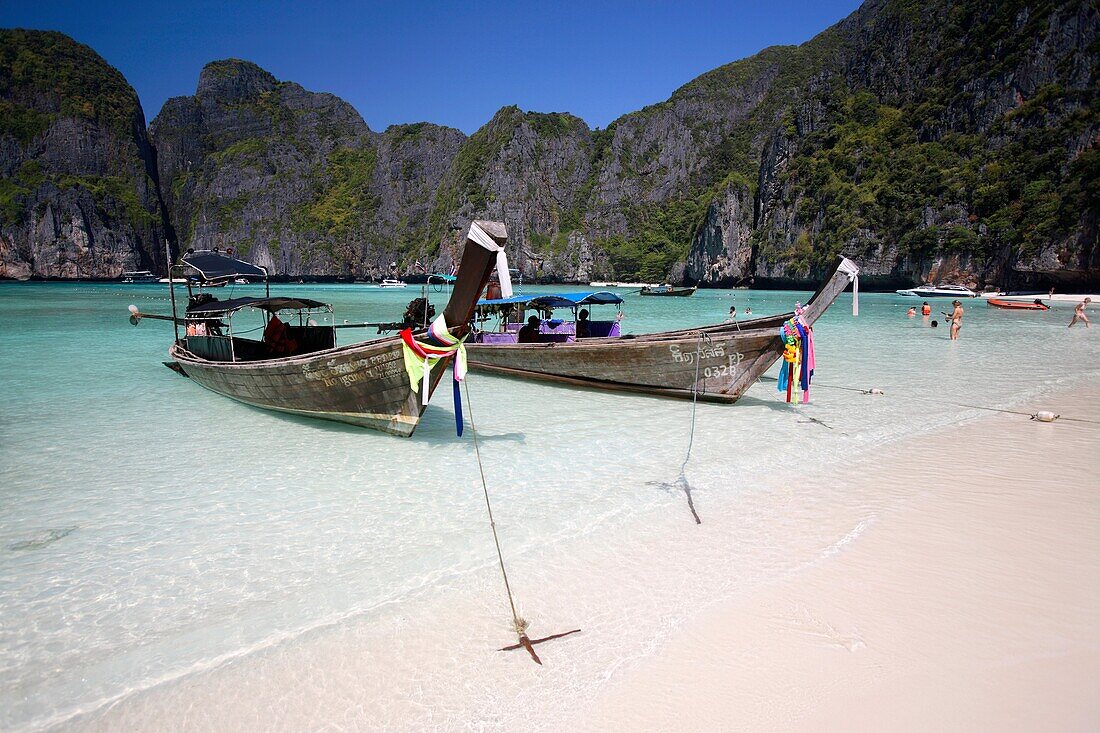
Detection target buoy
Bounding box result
[1032,411,1059,422]
[128,304,139,315]
[864,388,885,395]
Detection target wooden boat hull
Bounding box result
[467,256,857,402]
[640,286,697,297]
[167,220,508,436]
[171,337,445,436]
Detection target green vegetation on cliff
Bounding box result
[0,29,140,142]
[774,0,1100,270]
[291,146,378,238]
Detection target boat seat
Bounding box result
[586,321,621,338]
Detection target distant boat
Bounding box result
[639,284,697,297]
[590,281,657,288]
[987,298,1049,311]
[981,291,1099,304]
[895,284,977,297]
[158,277,188,284]
[378,279,407,288]
[121,270,158,283]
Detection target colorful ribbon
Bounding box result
[777,303,815,404]
[400,313,469,434]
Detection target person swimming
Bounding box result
[907,306,917,317]
[930,320,938,328]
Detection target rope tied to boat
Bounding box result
[400,313,470,434]
[462,380,581,664]
[649,330,705,524]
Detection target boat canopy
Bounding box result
[181,249,267,282]
[186,296,330,316]
[477,291,623,308]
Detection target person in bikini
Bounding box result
[946,300,964,340]
[1069,297,1091,328]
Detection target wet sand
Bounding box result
[579,388,1100,732]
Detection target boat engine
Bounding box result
[403,297,435,328]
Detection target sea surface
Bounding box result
[1,281,1098,730]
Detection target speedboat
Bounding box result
[895,284,977,297]
[121,270,158,283]
[987,298,1049,311]
[378,279,407,288]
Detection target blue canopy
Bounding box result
[528,291,623,308]
[477,291,623,308]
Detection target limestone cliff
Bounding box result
[5,0,1098,288]
[150,60,467,279]
[0,30,167,279]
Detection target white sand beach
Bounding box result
[61,384,1100,732]
[579,387,1100,732]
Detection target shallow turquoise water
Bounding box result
[1,281,1097,729]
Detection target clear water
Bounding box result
[1,281,1097,730]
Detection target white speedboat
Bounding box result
[378,279,407,288]
[121,270,158,283]
[895,284,977,297]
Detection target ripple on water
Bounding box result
[1,283,1098,730]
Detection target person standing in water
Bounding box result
[946,300,964,340]
[921,301,931,317]
[907,306,917,317]
[1069,297,1091,328]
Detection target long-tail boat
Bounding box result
[639,284,697,297]
[132,221,509,436]
[465,256,859,403]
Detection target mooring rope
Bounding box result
[462,380,524,637]
[679,332,705,524]
[681,331,704,477]
[648,330,705,524]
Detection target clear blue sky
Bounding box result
[1,0,862,133]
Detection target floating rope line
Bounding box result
[808,382,1100,425]
[649,331,704,525]
[462,380,581,664]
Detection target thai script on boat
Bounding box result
[669,343,725,364]
[300,349,404,387]
[703,352,745,379]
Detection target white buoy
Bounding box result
[1033,411,1059,422]
[128,304,139,315]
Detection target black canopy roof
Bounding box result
[181,249,267,282]
[186,296,330,315]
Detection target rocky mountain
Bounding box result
[151,59,464,279]
[2,0,1098,287]
[0,30,167,279]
